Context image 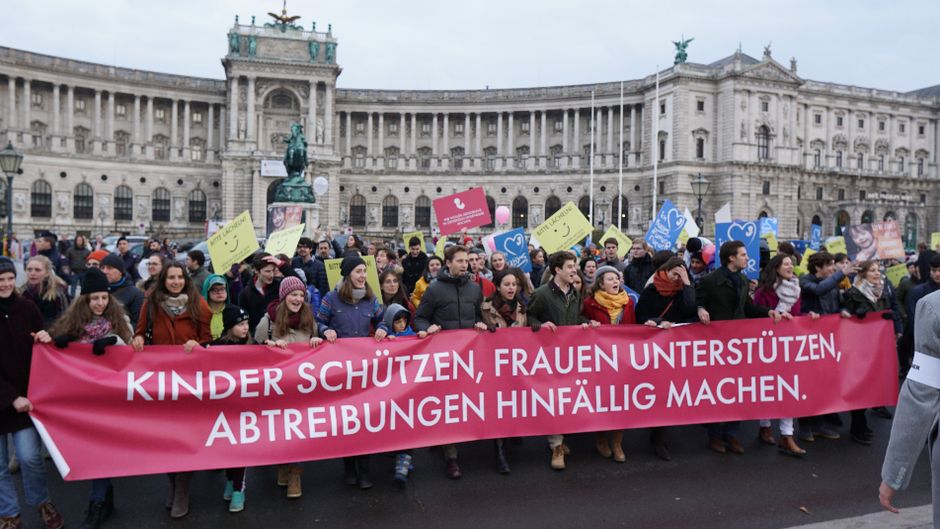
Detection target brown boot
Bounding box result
[276,464,289,487]
[170,473,191,519]
[164,474,175,510]
[0,516,22,529]
[38,502,63,529]
[286,467,303,498]
[550,444,566,470]
[610,431,626,463]
[595,432,612,458]
[778,435,807,457]
[758,426,776,445]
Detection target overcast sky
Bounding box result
[4,0,938,93]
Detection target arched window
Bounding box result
[73,183,94,220]
[578,195,592,220]
[883,211,896,222]
[188,189,207,223]
[811,214,822,227]
[484,195,496,228]
[758,211,769,219]
[813,149,821,168]
[695,138,705,159]
[382,195,399,228]
[757,126,770,160]
[30,180,52,218]
[835,210,850,236]
[152,188,171,222]
[861,210,874,224]
[611,195,629,230]
[511,196,528,229]
[348,194,366,227]
[414,196,431,228]
[114,185,133,221]
[544,196,562,219]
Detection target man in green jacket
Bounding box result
[696,240,788,455]
[528,251,600,470]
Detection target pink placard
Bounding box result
[433,187,491,235]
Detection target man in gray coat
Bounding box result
[880,289,940,522]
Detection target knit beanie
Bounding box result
[87,249,109,263]
[100,253,125,273]
[81,268,110,294]
[279,276,306,301]
[0,257,15,278]
[222,305,250,334]
[341,254,366,277]
[595,265,622,282]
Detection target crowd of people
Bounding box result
[0,226,922,529]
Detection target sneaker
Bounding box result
[80,501,106,529]
[394,454,412,486]
[223,480,234,501]
[228,491,245,513]
[38,502,64,529]
[813,426,841,440]
[286,471,302,499]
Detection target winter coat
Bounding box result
[0,294,44,434]
[530,263,545,289]
[799,270,846,315]
[753,287,804,316]
[582,294,636,325]
[635,284,697,325]
[120,251,141,282]
[189,267,211,294]
[527,280,587,327]
[21,283,69,328]
[843,286,902,333]
[255,312,317,345]
[695,267,772,321]
[481,299,527,328]
[413,270,483,331]
[135,297,212,346]
[317,289,388,338]
[401,253,429,293]
[65,246,90,273]
[411,275,431,308]
[292,255,329,298]
[38,247,67,281]
[110,278,144,329]
[624,255,654,294]
[238,277,281,336]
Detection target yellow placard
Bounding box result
[532,201,593,253]
[803,248,816,261]
[761,232,779,252]
[264,224,305,258]
[931,232,940,251]
[435,237,448,259]
[403,231,426,253]
[886,263,908,288]
[825,237,847,255]
[677,228,691,246]
[324,254,381,295]
[599,226,633,259]
[208,210,260,275]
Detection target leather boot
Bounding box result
[494,439,510,474]
[610,431,626,462]
[0,516,22,529]
[595,432,612,458]
[276,464,289,487]
[758,426,776,445]
[80,501,105,529]
[550,444,566,470]
[103,484,114,520]
[778,435,806,457]
[164,474,175,510]
[343,458,358,485]
[356,456,373,489]
[37,502,64,529]
[170,473,191,519]
[287,466,303,498]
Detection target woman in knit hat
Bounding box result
[253,275,322,499]
[34,268,132,529]
[317,255,389,489]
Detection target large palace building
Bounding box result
[1,14,938,245]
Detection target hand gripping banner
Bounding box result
[28,314,897,480]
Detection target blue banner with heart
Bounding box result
[492,228,532,273]
[644,199,687,251]
[715,221,761,280]
[758,217,778,237]
[810,224,822,251]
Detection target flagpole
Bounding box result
[618,81,624,231]
[589,90,595,229]
[651,66,659,222]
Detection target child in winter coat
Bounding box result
[383,303,416,485]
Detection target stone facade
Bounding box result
[0,22,938,244]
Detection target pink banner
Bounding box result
[432,187,490,235]
[28,314,897,480]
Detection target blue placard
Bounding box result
[758,217,778,237]
[810,224,822,251]
[623,285,640,307]
[492,228,532,273]
[790,240,810,254]
[645,200,687,251]
[715,221,761,280]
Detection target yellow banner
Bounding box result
[931,232,940,251]
[208,211,260,275]
[435,237,448,259]
[264,224,305,258]
[598,226,633,258]
[532,201,593,253]
[825,237,847,255]
[403,231,426,253]
[761,232,779,252]
[886,264,908,288]
[324,254,381,295]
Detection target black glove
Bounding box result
[92,336,119,356]
[855,309,867,320]
[881,311,895,320]
[531,323,542,332]
[487,324,498,333]
[53,335,71,349]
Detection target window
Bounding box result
[918,158,925,177]
[545,196,562,219]
[114,186,133,221]
[919,125,926,136]
[348,194,366,227]
[857,153,864,169]
[696,99,705,112]
[388,122,399,135]
[760,101,769,112]
[191,143,204,161]
[382,195,398,228]
[418,147,432,170]
[762,181,771,195]
[355,121,365,134]
[30,92,42,106]
[813,149,821,168]
[816,188,823,200]
[486,122,497,136]
[72,183,94,220]
[415,196,431,228]
[857,119,864,129]
[188,190,206,222]
[450,147,464,170]
[611,195,629,229]
[115,131,129,157]
[757,126,770,160]
[659,101,666,115]
[696,138,705,159]
[420,122,431,136]
[75,99,86,112]
[899,123,906,134]
[483,146,497,171]
[549,144,563,168]
[193,112,203,124]
[658,139,666,161]
[879,121,885,131]
[30,180,52,218]
[154,135,168,160]
[578,196,592,219]
[859,190,867,202]
[554,119,563,132]
[74,127,88,153]
[838,189,845,201]
[835,150,843,168]
[484,196,496,228]
[659,180,665,196]
[621,142,630,166]
[899,157,905,173]
[453,122,463,136]
[879,155,885,171]
[155,108,165,121]
[836,116,844,127]
[152,188,171,222]
[385,147,399,169]
[520,121,530,134]
[814,113,822,125]
[116,104,126,117]
[515,146,529,168]
[352,146,366,168]
[512,196,528,229]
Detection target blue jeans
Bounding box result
[0,428,51,517]
[68,272,85,299]
[706,421,741,440]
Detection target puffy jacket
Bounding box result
[110,278,144,329]
[799,270,846,315]
[413,270,483,331]
[316,288,388,338]
[292,255,329,298]
[401,253,429,293]
[238,277,281,336]
[624,255,653,294]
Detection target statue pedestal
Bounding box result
[267,202,320,239]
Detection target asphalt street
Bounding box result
[13,411,932,529]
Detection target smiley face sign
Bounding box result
[208,210,260,274]
[532,201,593,253]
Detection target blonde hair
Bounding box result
[22,255,67,302]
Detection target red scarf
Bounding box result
[266,299,302,329]
[652,270,683,297]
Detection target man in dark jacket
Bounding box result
[413,245,486,479]
[101,253,144,328]
[238,253,282,336]
[116,236,141,282]
[528,251,601,470]
[292,237,329,297]
[401,237,429,294]
[624,240,653,293]
[601,238,626,273]
[35,231,67,280]
[696,241,786,455]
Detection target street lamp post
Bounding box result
[689,173,710,233]
[0,142,24,254]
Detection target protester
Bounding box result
[20,256,69,328]
[316,239,334,260]
[238,253,282,336]
[579,257,597,288]
[115,237,141,282]
[185,250,210,291]
[202,274,230,340]
[624,239,653,293]
[138,254,164,292]
[374,246,396,276]
[35,231,66,280]
[382,303,418,485]
[100,253,144,328]
[689,252,709,284]
[131,262,211,519]
[292,237,329,297]
[410,255,442,308]
[489,251,507,274]
[86,249,108,270]
[600,238,626,272]
[468,250,496,297]
[65,235,91,299]
[379,269,414,313]
[401,237,429,293]
[529,248,546,288]
[35,268,131,529]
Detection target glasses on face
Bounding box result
[87,262,100,268]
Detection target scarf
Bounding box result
[652,270,683,297]
[161,294,189,317]
[351,287,367,302]
[266,299,302,329]
[495,298,518,325]
[773,278,801,313]
[80,316,113,343]
[854,277,884,305]
[594,289,631,324]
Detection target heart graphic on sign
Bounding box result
[666,208,686,230]
[727,222,757,245]
[502,233,526,256]
[454,198,466,210]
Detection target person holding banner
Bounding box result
[528,251,601,470]
[35,268,132,529]
[317,255,390,489]
[0,257,66,529]
[131,262,211,519]
[238,254,283,337]
[410,255,442,309]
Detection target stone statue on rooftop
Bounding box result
[228,32,240,54]
[308,41,319,62]
[248,35,257,57]
[673,36,694,65]
[325,43,336,64]
[274,123,316,203]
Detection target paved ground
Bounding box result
[12,411,934,529]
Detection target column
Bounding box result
[399,113,406,155]
[908,115,915,178]
[410,113,417,154]
[637,104,644,165]
[377,113,384,160]
[595,107,603,167]
[207,103,215,161]
[51,85,60,139]
[182,100,191,160]
[540,111,547,157]
[475,113,482,155]
[170,99,179,160]
[218,104,225,154]
[607,106,615,159]
[145,96,154,158]
[106,91,115,153]
[345,112,352,155]
[132,95,141,154]
[324,83,333,147]
[573,109,581,165]
[846,109,854,168]
[246,77,256,142]
[93,89,102,154]
[561,110,568,153]
[496,112,503,156]
[5,78,13,135]
[803,103,810,168]
[507,112,514,161]
[65,85,74,152]
[529,112,536,167]
[431,113,438,155]
[824,106,832,166]
[463,113,470,158]
[367,112,374,158]
[229,78,238,140]
[441,113,449,155]
[307,81,317,143]
[22,80,30,135]
[630,105,637,162]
